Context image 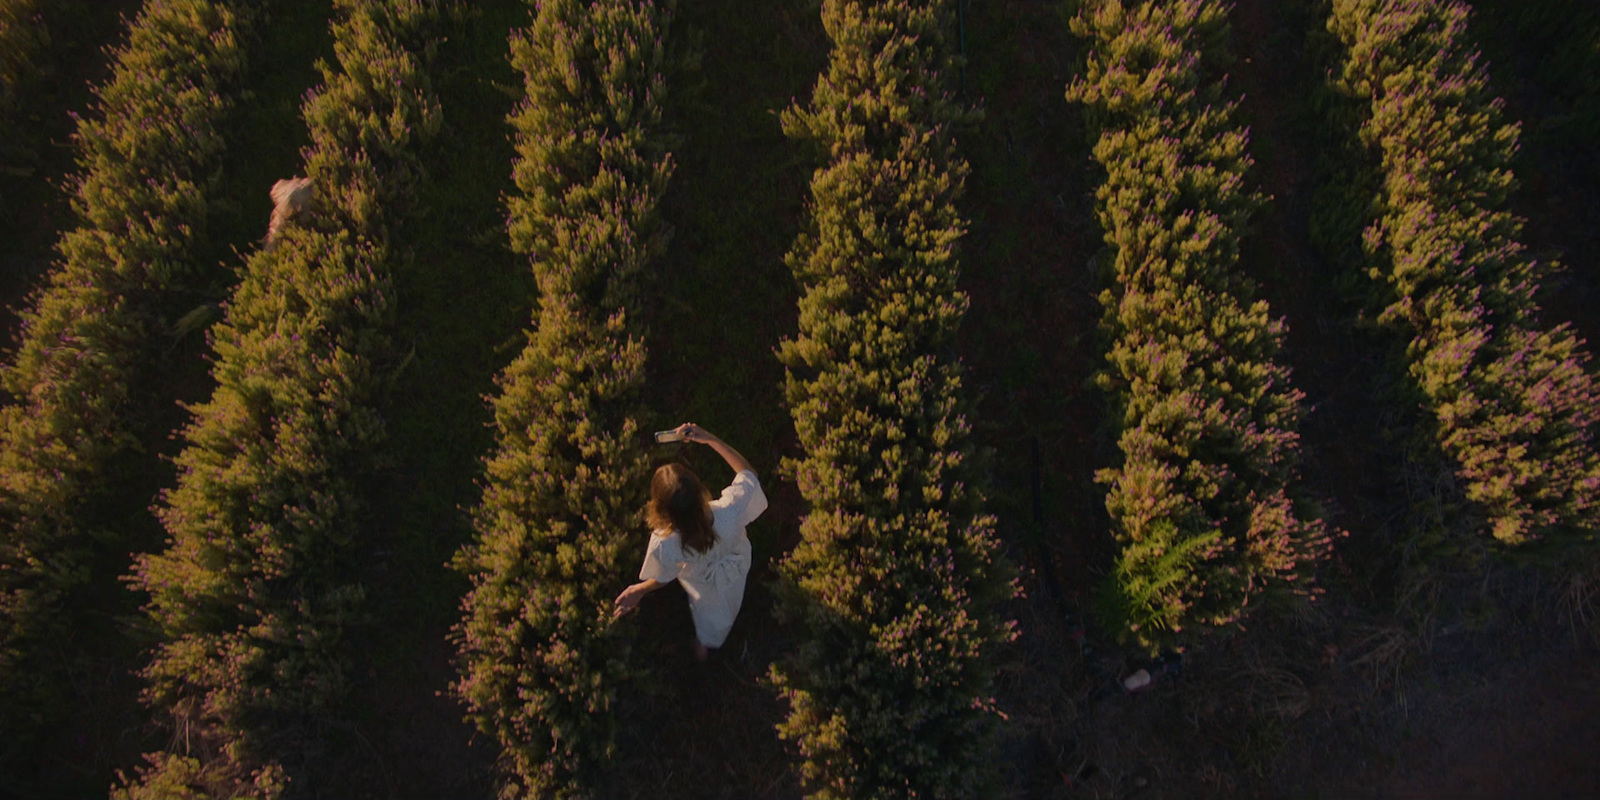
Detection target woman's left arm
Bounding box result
[614,579,662,616]
[672,423,754,477]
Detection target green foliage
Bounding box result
[0,0,47,173]
[1326,0,1600,551]
[447,1,672,796]
[1303,0,1382,301]
[769,1,1017,796]
[0,0,250,749]
[0,0,45,89]
[118,2,445,796]
[1066,0,1333,652]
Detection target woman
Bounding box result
[614,423,768,660]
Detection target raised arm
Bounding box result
[673,423,754,476]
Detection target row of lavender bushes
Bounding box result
[0,0,252,751]
[1066,0,1333,653]
[116,1,447,796]
[1325,0,1600,552]
[769,1,1017,796]
[448,0,674,796]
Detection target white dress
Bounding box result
[638,469,768,648]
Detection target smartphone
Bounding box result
[654,430,685,443]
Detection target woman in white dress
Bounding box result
[613,423,768,660]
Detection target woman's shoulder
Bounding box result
[648,528,683,553]
[648,528,688,562]
[712,470,762,504]
[711,470,768,527]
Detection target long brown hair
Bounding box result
[647,463,716,554]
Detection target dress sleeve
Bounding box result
[639,533,684,583]
[711,469,768,528]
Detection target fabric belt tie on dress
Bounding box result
[706,552,748,591]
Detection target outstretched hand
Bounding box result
[669,422,753,476]
[614,582,650,617]
[671,422,713,444]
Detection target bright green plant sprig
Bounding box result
[1066,0,1333,652]
[0,0,250,748]
[448,1,673,797]
[1327,0,1600,550]
[117,2,446,796]
[770,2,1017,797]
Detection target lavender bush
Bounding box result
[1327,0,1600,549]
[1066,0,1333,652]
[448,1,673,796]
[769,2,1017,796]
[117,2,446,796]
[0,0,251,749]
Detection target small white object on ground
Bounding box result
[1123,668,1152,692]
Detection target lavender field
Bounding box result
[1,0,1598,797]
